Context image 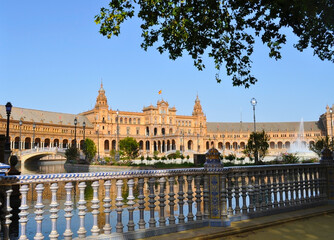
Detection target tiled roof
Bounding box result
[206,121,323,133]
[0,105,93,127]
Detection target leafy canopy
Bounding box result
[243,130,270,162]
[83,138,97,161]
[95,0,334,87]
[119,137,139,159]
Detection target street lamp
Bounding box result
[115,109,120,161]
[97,124,100,161]
[5,102,12,164]
[74,118,77,149]
[32,123,36,149]
[330,108,333,149]
[19,119,22,153]
[250,98,258,163]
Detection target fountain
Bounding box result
[288,118,317,159]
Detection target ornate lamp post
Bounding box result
[115,109,120,161]
[330,108,333,149]
[32,123,36,149]
[4,102,12,164]
[97,124,100,161]
[19,119,22,153]
[250,98,258,163]
[74,118,77,149]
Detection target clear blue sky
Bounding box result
[1,1,333,123]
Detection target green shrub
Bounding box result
[65,146,79,163]
[153,155,160,160]
[282,153,299,164]
[161,156,167,160]
[180,154,185,160]
[225,153,236,161]
[140,155,145,161]
[186,155,190,160]
[146,156,152,160]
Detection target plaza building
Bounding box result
[0,84,332,159]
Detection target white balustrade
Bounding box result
[0,164,329,240]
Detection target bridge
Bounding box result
[16,147,66,164]
[0,147,334,239]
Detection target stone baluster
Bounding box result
[148,177,156,227]
[284,169,290,207]
[267,170,273,210]
[64,182,73,240]
[168,176,176,224]
[299,168,305,204]
[254,171,260,212]
[203,175,209,219]
[309,167,314,202]
[195,175,202,220]
[177,176,185,223]
[34,183,45,240]
[272,169,279,208]
[314,167,320,201]
[91,181,100,235]
[115,179,124,232]
[234,173,241,215]
[187,175,194,221]
[241,172,248,214]
[77,182,87,238]
[227,173,234,216]
[4,186,13,239]
[221,173,228,219]
[260,171,266,211]
[127,179,135,231]
[158,177,166,226]
[247,172,254,213]
[321,167,328,201]
[278,169,284,208]
[49,183,59,240]
[138,178,146,229]
[289,168,295,206]
[103,180,112,234]
[18,184,29,240]
[293,169,300,205]
[304,168,310,203]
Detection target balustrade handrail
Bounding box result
[0,162,322,185]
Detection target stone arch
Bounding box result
[211,141,215,148]
[270,141,275,149]
[63,139,68,148]
[146,140,150,150]
[161,128,165,136]
[206,141,210,150]
[162,140,166,152]
[154,128,158,136]
[278,141,283,149]
[71,139,75,147]
[45,138,50,148]
[226,142,231,150]
[169,128,173,134]
[240,142,245,149]
[139,140,144,150]
[285,141,290,149]
[25,137,31,149]
[129,118,132,124]
[309,140,315,146]
[125,118,127,124]
[167,140,171,151]
[146,127,150,136]
[218,142,223,150]
[120,117,123,124]
[104,140,110,151]
[188,140,193,150]
[79,140,84,150]
[172,139,176,150]
[35,138,41,148]
[158,141,161,152]
[14,137,19,149]
[232,142,238,150]
[54,139,59,148]
[112,140,116,150]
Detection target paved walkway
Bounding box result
[142,205,334,240]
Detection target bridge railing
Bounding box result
[0,162,329,240]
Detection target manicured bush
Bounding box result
[225,153,236,161]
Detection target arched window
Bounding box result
[104,140,110,151]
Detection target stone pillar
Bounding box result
[320,147,334,202]
[204,147,230,226]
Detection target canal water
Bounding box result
[11,160,194,239]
